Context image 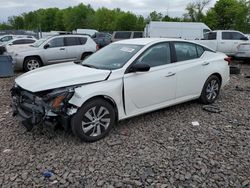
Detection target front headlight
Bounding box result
[45,87,75,111]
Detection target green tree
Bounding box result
[203,0,249,32]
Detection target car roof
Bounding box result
[114,38,187,45]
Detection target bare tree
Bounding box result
[184,0,211,22]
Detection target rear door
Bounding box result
[65,37,85,61]
[173,42,209,99]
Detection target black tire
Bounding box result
[81,52,92,60]
[71,98,115,142]
[199,75,221,104]
[23,57,42,72]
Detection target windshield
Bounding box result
[31,38,47,47]
[82,43,143,70]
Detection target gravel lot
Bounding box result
[0,63,249,187]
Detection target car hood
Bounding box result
[15,62,111,92]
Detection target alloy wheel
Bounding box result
[27,59,40,70]
[206,79,219,100]
[82,106,111,137]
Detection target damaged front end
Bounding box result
[11,84,78,131]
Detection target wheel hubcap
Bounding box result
[82,106,110,137]
[206,79,219,100]
[27,60,40,70]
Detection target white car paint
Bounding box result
[235,43,250,59]
[15,38,230,121]
[15,62,111,92]
[144,21,211,40]
[196,30,249,55]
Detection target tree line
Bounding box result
[0,0,249,33]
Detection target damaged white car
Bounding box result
[11,38,230,142]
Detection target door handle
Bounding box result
[221,42,225,44]
[202,62,210,66]
[234,42,238,44]
[59,48,65,50]
[165,72,176,77]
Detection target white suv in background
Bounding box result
[12,35,97,71]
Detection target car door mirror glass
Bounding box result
[44,44,50,49]
[129,64,150,73]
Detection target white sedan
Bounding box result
[12,38,230,142]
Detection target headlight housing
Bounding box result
[44,87,75,111]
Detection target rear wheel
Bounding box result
[23,57,42,72]
[71,98,115,142]
[199,75,221,104]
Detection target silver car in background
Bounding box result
[12,35,98,71]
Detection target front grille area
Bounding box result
[11,85,45,124]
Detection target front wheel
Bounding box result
[71,98,115,142]
[23,57,42,72]
[199,75,221,104]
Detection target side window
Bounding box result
[133,32,143,38]
[48,37,64,48]
[205,32,217,40]
[65,37,81,46]
[24,39,35,44]
[114,32,131,39]
[174,42,198,62]
[197,45,205,57]
[12,39,25,45]
[78,37,87,45]
[136,43,171,67]
[222,32,232,40]
[231,32,245,40]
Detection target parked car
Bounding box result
[11,38,230,142]
[12,35,98,71]
[235,43,250,60]
[197,30,249,56]
[4,38,37,54]
[92,32,112,48]
[112,31,143,42]
[0,35,14,44]
[0,35,36,45]
[144,21,211,40]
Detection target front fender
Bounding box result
[68,79,126,120]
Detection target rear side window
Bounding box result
[174,42,198,61]
[204,32,216,40]
[197,45,205,57]
[12,39,24,45]
[133,32,143,38]
[78,37,87,45]
[23,39,35,44]
[114,32,131,39]
[48,38,64,48]
[222,32,232,40]
[65,37,81,46]
[12,39,34,45]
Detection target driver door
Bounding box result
[43,37,69,64]
[123,42,177,117]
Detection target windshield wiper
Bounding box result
[81,64,99,69]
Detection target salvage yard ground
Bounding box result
[0,62,249,187]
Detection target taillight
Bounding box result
[96,44,99,50]
[224,57,232,65]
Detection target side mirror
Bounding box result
[240,36,248,41]
[129,64,150,73]
[44,44,50,49]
